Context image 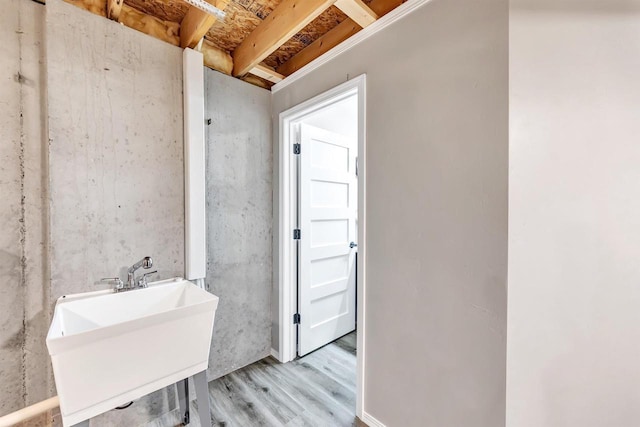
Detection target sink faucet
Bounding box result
[127,256,154,289]
[99,256,156,292]
[137,270,158,288]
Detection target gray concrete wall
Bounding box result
[0,1,273,422]
[0,0,50,415]
[204,69,273,380]
[271,0,509,425]
[47,0,185,298]
[46,1,185,424]
[507,1,640,426]
[0,1,28,416]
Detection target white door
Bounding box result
[298,123,357,356]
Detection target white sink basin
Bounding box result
[46,278,219,426]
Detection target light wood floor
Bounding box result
[148,332,357,427]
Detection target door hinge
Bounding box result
[293,143,301,155]
[293,229,301,240]
[293,313,301,324]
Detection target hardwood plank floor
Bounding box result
[147,332,357,427]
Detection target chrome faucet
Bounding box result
[98,277,125,292]
[127,256,154,289]
[137,270,158,288]
[99,256,156,292]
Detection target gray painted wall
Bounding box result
[271,0,509,425]
[204,69,273,380]
[0,0,50,415]
[507,1,640,426]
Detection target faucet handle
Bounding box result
[137,271,158,288]
[99,277,124,290]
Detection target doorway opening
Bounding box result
[277,75,367,419]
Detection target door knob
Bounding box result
[350,242,358,248]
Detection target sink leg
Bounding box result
[193,370,212,427]
[177,378,190,425]
[71,420,90,427]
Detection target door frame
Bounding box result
[277,74,367,417]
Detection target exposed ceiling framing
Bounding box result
[62,0,406,89]
[180,0,230,49]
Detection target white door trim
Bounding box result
[277,74,367,418]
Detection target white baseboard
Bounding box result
[361,411,386,427]
[270,348,280,361]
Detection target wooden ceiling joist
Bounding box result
[250,64,285,83]
[276,17,359,76]
[119,4,181,45]
[334,0,378,28]
[63,0,406,88]
[277,0,403,76]
[231,0,337,77]
[64,0,181,45]
[241,74,272,89]
[180,0,230,48]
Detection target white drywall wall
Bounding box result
[507,1,640,426]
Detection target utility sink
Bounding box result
[46,278,219,426]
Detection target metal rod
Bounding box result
[182,0,225,19]
[183,378,190,425]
